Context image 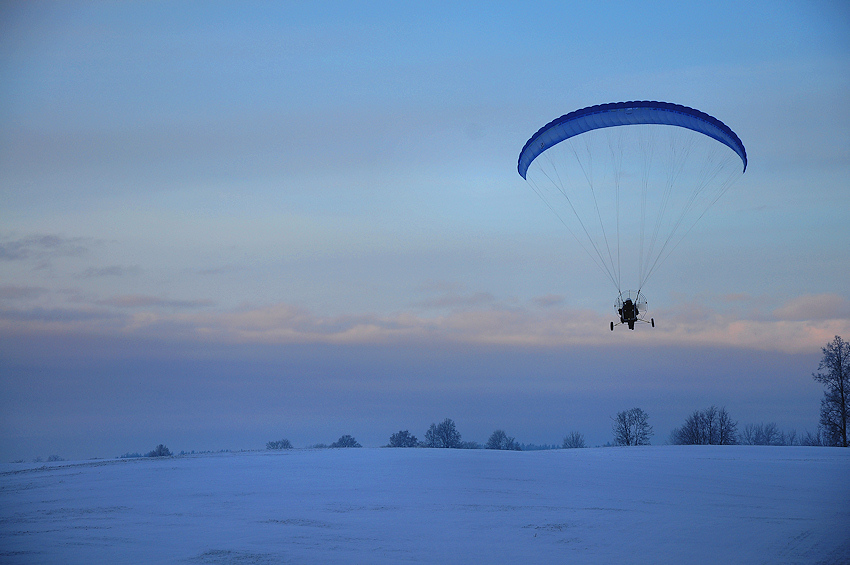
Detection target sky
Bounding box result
[1,1,848,460]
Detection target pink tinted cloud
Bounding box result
[3,294,848,355]
[175,294,850,353]
[772,293,850,321]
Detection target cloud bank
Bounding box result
[2,293,847,355]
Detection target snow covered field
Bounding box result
[1,446,848,564]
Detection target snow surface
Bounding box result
[1,446,848,564]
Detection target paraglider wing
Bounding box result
[517,101,747,180]
[516,100,747,313]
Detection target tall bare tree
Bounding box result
[813,335,849,447]
[613,408,653,446]
[717,407,739,445]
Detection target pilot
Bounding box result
[621,299,636,321]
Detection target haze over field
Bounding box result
[1,2,849,460]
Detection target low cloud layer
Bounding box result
[0,234,91,262]
[2,292,847,355]
[0,285,48,301]
[81,265,141,278]
[96,295,215,309]
[772,293,850,322]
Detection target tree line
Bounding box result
[120,336,848,460]
[613,337,847,447]
[668,407,829,446]
[263,402,835,454]
[274,332,849,452]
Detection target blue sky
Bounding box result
[1,1,848,459]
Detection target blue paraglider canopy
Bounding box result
[517,101,747,180]
[516,101,748,328]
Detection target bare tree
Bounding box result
[424,418,462,448]
[486,430,520,450]
[613,408,653,446]
[813,335,849,447]
[785,429,798,446]
[562,431,586,449]
[670,410,704,445]
[388,430,419,447]
[146,444,172,457]
[670,406,738,445]
[266,439,293,450]
[330,435,361,448]
[801,428,825,446]
[741,422,784,446]
[717,407,739,445]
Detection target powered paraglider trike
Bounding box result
[517,101,747,331]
